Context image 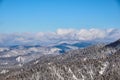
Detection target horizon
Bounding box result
[0,28,120,46]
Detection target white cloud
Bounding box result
[56,28,76,35]
[77,29,106,40]
[0,28,120,46]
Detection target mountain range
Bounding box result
[0,39,120,80]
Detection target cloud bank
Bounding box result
[0,28,120,46]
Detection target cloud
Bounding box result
[0,28,120,46]
[76,29,106,40]
[56,29,76,35]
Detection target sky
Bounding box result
[0,0,120,33]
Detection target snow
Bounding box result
[68,68,79,80]
[79,72,85,80]
[112,64,115,67]
[66,45,78,50]
[29,47,39,52]
[0,48,8,52]
[16,56,25,62]
[88,69,94,80]
[83,58,87,61]
[49,66,64,80]
[1,62,8,65]
[99,62,109,75]
[18,63,23,67]
[50,48,61,53]
[34,60,39,64]
[48,62,52,65]
[2,54,11,58]
[0,70,9,74]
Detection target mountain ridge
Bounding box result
[0,39,120,80]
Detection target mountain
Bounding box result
[105,39,120,49]
[0,39,120,80]
[53,42,93,53]
[0,41,94,68]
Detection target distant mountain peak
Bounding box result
[105,39,120,48]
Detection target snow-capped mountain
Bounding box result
[0,39,120,80]
[0,41,94,68]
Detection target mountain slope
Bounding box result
[0,42,94,68]
[0,39,120,80]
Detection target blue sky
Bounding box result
[0,0,120,33]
